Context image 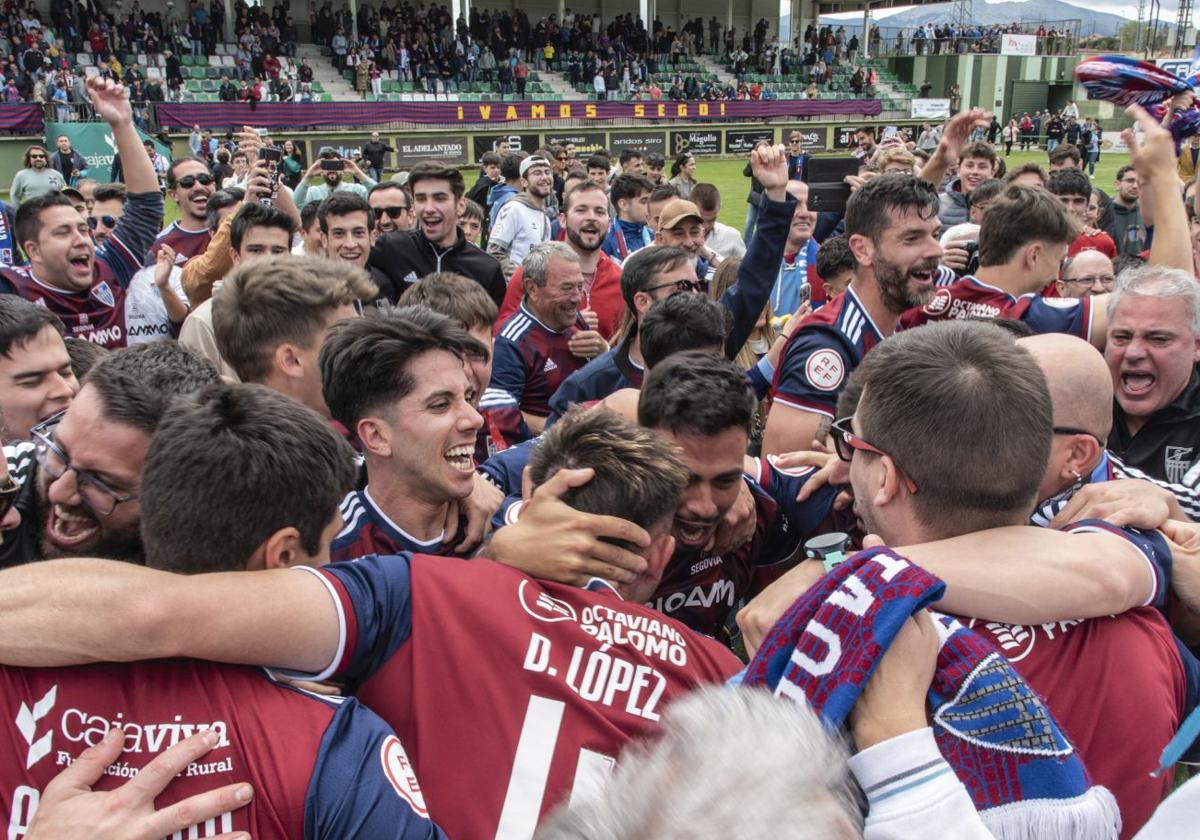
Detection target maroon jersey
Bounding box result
[146,221,213,265]
[330,488,469,562]
[304,554,742,840]
[0,659,445,839]
[898,275,1095,339]
[0,191,162,349]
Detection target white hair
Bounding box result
[1107,264,1200,335]
[524,241,581,287]
[535,687,863,840]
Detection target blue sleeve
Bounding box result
[745,478,803,568]
[750,455,838,536]
[317,554,415,685]
[1061,519,1171,612]
[490,493,524,531]
[305,697,447,839]
[103,190,163,286]
[770,329,850,419]
[745,356,774,400]
[487,334,529,407]
[478,436,537,497]
[718,192,796,358]
[1020,296,1091,340]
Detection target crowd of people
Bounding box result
[2,64,1200,840]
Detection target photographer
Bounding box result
[292,146,378,209]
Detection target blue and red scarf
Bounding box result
[743,547,1120,839]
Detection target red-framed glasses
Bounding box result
[830,416,919,495]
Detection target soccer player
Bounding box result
[0,298,77,443]
[896,185,1104,343]
[321,307,485,561]
[367,162,506,306]
[0,409,742,840]
[0,383,447,839]
[497,181,625,341]
[16,342,218,567]
[212,254,374,418]
[485,242,605,443]
[147,156,217,264]
[764,174,942,456]
[0,79,162,350]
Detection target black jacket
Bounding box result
[1110,367,1200,486]
[361,140,395,169]
[368,227,506,306]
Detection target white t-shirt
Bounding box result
[124,263,190,345]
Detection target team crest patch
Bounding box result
[91,281,115,308]
[805,349,845,391]
[923,287,952,315]
[518,579,578,623]
[381,735,429,817]
[1166,446,1195,484]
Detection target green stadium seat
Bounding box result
[186,80,201,93]
[320,93,333,102]
[310,82,324,93]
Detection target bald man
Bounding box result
[1018,332,1198,524]
[1056,250,1116,299]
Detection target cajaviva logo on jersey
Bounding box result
[14,685,232,770]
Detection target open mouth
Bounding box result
[444,445,475,473]
[48,503,99,549]
[1120,371,1156,397]
[909,267,935,287]
[674,517,715,545]
[69,254,91,271]
[191,193,209,209]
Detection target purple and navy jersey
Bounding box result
[300,554,740,839]
[546,345,644,428]
[0,191,163,349]
[145,221,213,266]
[0,659,444,839]
[479,436,539,499]
[331,488,467,563]
[770,286,885,420]
[648,475,803,643]
[899,275,1094,340]
[486,302,588,444]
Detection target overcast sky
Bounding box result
[828,0,1158,21]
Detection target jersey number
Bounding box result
[493,695,614,840]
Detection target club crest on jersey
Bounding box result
[923,287,952,316]
[380,735,429,818]
[805,349,845,392]
[518,579,578,623]
[1166,446,1195,484]
[15,684,57,769]
[91,281,115,309]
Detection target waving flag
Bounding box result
[1075,55,1193,107]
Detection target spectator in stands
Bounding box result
[1056,250,1115,299]
[1048,168,1115,258]
[294,147,378,208]
[367,182,414,237]
[0,297,76,444]
[368,161,506,306]
[668,152,697,200]
[487,155,553,281]
[50,136,87,188]
[693,183,747,260]
[10,145,65,206]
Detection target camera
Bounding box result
[260,146,282,163]
[321,159,345,172]
[962,240,980,276]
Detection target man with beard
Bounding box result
[496,181,624,341]
[897,184,1105,344]
[293,148,378,208]
[763,174,943,456]
[0,79,162,350]
[601,173,654,262]
[367,181,414,236]
[147,156,218,265]
[367,162,506,306]
[9,145,65,206]
[19,342,218,566]
[486,155,553,280]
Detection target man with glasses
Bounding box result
[367,182,414,236]
[0,79,163,350]
[1056,250,1116,299]
[148,157,218,266]
[786,131,808,180]
[10,145,65,206]
[86,183,125,246]
[18,342,218,567]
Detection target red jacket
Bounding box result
[496,249,626,342]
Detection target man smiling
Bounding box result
[148,156,217,265]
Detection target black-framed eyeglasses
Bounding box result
[30,413,138,517]
[644,278,710,295]
[1061,273,1115,288]
[176,173,215,188]
[88,215,117,230]
[377,205,410,218]
[830,416,919,494]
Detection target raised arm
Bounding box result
[0,559,340,673]
[90,77,157,196]
[919,109,990,191]
[1128,104,1192,272]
